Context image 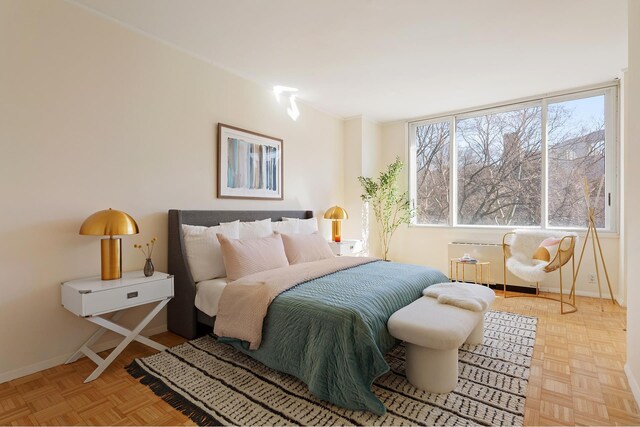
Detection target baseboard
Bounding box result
[485,282,620,301]
[487,283,536,294]
[625,364,640,407]
[539,287,624,305]
[0,324,167,384]
[537,286,614,299]
[616,292,626,307]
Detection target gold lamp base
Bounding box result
[331,220,342,242]
[100,237,122,280]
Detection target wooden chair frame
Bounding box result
[502,231,577,314]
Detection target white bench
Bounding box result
[387,283,495,393]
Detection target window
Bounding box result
[409,86,617,230]
[412,120,450,224]
[456,106,542,226]
[547,96,606,228]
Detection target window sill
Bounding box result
[407,223,620,239]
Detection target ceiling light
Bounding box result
[287,94,300,121]
[273,85,298,103]
[273,85,300,121]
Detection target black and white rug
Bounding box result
[127,311,536,426]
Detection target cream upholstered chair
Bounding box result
[502,229,578,314]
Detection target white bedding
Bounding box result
[195,277,229,317]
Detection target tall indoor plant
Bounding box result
[358,157,413,261]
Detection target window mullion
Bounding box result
[604,87,616,231]
[541,100,549,229]
[408,123,417,225]
[450,116,457,227]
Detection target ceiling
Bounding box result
[71,0,628,122]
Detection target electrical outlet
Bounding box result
[588,273,596,283]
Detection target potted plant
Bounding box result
[358,157,413,261]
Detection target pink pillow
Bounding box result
[217,233,289,281]
[280,232,335,265]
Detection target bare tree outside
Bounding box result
[412,93,608,228]
[414,121,449,224]
[456,107,542,226]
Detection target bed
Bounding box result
[167,209,448,414]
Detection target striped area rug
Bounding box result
[127,311,536,426]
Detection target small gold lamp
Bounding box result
[323,205,348,243]
[79,208,139,280]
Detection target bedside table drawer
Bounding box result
[63,277,173,317]
[328,240,363,256]
[83,279,172,316]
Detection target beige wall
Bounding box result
[625,0,640,406]
[378,119,621,299]
[342,119,364,240]
[0,0,344,381]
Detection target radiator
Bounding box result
[447,242,532,288]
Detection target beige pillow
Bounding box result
[217,233,289,281]
[280,232,335,265]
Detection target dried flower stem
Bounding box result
[134,237,157,259]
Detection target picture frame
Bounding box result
[217,123,284,200]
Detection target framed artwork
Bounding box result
[217,123,284,200]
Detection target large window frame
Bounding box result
[408,83,619,232]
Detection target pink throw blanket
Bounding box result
[214,256,378,349]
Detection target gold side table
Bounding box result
[449,259,491,286]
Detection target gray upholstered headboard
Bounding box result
[167,209,313,339]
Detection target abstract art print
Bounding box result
[217,123,283,200]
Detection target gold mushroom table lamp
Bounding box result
[79,208,139,280]
[324,205,348,242]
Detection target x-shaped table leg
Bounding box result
[65,298,170,383]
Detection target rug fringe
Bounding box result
[126,360,223,426]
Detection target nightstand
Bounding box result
[61,271,174,383]
[328,239,363,256]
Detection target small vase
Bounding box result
[144,258,154,277]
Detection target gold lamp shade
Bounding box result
[79,209,139,236]
[324,205,348,243]
[80,209,139,280]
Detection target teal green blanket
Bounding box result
[223,261,447,415]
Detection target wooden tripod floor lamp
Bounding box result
[572,177,616,309]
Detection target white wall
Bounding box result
[624,0,640,407]
[342,117,382,255]
[379,119,621,298]
[0,0,344,382]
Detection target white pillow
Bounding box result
[182,221,239,282]
[272,220,299,234]
[283,217,318,234]
[224,218,273,239]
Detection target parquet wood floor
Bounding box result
[493,292,640,426]
[1,293,639,426]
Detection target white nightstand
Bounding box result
[328,239,363,256]
[61,271,174,383]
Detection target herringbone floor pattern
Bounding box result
[0,293,638,426]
